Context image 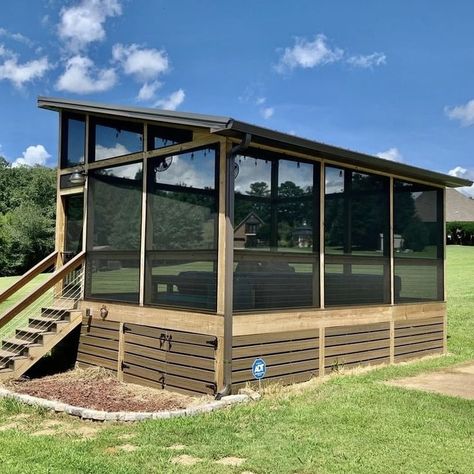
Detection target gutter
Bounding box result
[215,132,251,400]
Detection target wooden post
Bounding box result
[214,336,225,392]
[389,320,395,364]
[319,163,325,308]
[389,177,395,305]
[117,322,125,381]
[319,327,325,376]
[139,124,148,306]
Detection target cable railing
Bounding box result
[0,251,58,305]
[0,266,84,346]
[0,252,85,352]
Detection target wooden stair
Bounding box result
[0,307,83,381]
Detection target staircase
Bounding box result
[0,252,85,381]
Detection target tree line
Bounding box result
[0,157,56,276]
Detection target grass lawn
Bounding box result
[0,246,473,473]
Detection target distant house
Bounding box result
[234,212,264,248]
[446,188,474,222]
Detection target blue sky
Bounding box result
[1,0,473,195]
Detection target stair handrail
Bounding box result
[0,251,85,331]
[0,251,59,305]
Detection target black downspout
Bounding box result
[215,132,251,400]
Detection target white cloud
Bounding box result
[137,80,162,101]
[0,56,50,88]
[347,52,386,68]
[56,55,116,93]
[112,43,169,81]
[376,147,403,162]
[95,143,130,161]
[155,89,185,111]
[260,106,274,119]
[448,166,474,198]
[58,0,122,51]
[256,97,266,105]
[0,28,33,46]
[275,34,344,73]
[445,99,474,127]
[11,144,51,167]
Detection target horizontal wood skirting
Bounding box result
[233,302,446,336]
[394,317,444,362]
[78,300,224,336]
[232,329,319,386]
[77,316,120,372]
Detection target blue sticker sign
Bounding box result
[252,358,267,380]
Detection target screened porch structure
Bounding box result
[38,96,471,396]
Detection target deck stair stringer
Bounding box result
[0,308,83,381]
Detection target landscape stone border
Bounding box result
[0,387,259,422]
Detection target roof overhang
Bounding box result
[38,96,472,188]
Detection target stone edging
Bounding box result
[0,388,259,422]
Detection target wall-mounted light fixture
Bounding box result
[69,168,86,186]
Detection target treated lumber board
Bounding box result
[395,323,443,338]
[76,352,118,371]
[395,340,444,356]
[326,356,389,371]
[80,327,120,341]
[233,329,319,347]
[79,300,223,336]
[233,349,318,371]
[325,331,390,347]
[77,344,118,361]
[325,322,389,337]
[394,347,443,362]
[233,339,318,359]
[232,359,319,383]
[325,339,390,357]
[125,323,216,347]
[124,333,215,358]
[395,333,443,347]
[395,318,443,329]
[78,337,119,351]
[82,317,120,331]
[232,368,318,388]
[325,347,390,367]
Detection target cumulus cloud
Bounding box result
[56,55,116,93]
[376,147,403,162]
[137,80,162,101]
[275,34,343,73]
[95,143,130,161]
[347,52,386,68]
[155,89,185,111]
[58,0,122,51]
[0,55,50,88]
[112,43,169,81]
[445,99,474,127]
[256,97,266,105]
[448,166,474,198]
[260,106,274,119]
[11,145,51,168]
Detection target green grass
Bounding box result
[0,246,473,473]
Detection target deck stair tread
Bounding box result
[16,327,49,334]
[3,337,39,347]
[0,349,20,359]
[29,316,68,324]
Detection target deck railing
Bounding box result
[0,252,85,342]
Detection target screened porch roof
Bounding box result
[38,96,472,189]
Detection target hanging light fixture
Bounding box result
[69,168,86,185]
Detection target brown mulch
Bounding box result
[6,367,206,412]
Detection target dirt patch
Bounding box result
[171,454,202,466]
[215,456,246,467]
[117,444,138,452]
[7,367,207,412]
[167,444,186,450]
[0,423,19,432]
[386,361,474,400]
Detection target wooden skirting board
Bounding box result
[75,301,447,395]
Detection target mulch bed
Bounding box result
[6,367,205,412]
